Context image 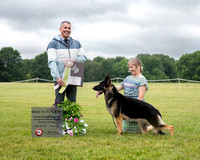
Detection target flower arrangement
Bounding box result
[54,100,88,136]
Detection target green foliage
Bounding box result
[23,59,34,79]
[93,56,105,63]
[176,50,200,81]
[64,118,87,136]
[57,100,87,136]
[30,52,52,80]
[83,53,180,81]
[84,56,129,81]
[152,54,177,78]
[57,100,82,120]
[0,47,25,81]
[84,59,103,81]
[137,54,177,80]
[113,58,129,78]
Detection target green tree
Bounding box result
[0,47,25,82]
[84,60,103,82]
[23,59,34,79]
[176,51,200,80]
[29,52,52,80]
[113,57,129,78]
[137,54,168,80]
[194,66,200,80]
[85,57,129,81]
[100,58,116,78]
[93,56,105,63]
[153,54,177,79]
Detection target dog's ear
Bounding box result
[105,74,109,80]
[108,75,111,81]
[104,74,111,86]
[106,75,111,86]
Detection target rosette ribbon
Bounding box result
[54,59,74,93]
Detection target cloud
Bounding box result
[0,0,200,60]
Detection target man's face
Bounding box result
[60,22,71,39]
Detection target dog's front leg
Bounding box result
[115,115,123,135]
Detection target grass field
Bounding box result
[0,82,200,159]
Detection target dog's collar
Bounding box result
[102,87,107,93]
[103,84,114,93]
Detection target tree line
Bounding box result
[0,47,200,82]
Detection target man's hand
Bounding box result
[56,77,66,86]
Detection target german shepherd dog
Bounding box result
[93,75,174,135]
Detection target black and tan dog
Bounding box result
[93,75,174,135]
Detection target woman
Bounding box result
[116,58,148,133]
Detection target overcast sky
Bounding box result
[0,0,200,60]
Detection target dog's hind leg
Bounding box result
[138,120,149,134]
[156,117,174,135]
[148,115,174,135]
[114,115,123,135]
[156,125,174,135]
[147,125,165,135]
[157,130,165,135]
[147,125,153,131]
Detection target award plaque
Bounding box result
[54,61,85,93]
[31,107,63,137]
[68,61,84,87]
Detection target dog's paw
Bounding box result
[158,130,165,135]
[117,132,123,135]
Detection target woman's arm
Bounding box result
[116,85,124,91]
[138,85,147,100]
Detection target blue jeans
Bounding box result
[54,82,77,103]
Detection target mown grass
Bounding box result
[0,82,200,159]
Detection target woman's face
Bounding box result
[129,64,140,76]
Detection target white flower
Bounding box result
[84,123,88,127]
[82,129,86,133]
[80,120,84,123]
[63,131,66,135]
[67,130,73,134]
[65,123,71,130]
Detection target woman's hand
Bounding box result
[116,85,124,91]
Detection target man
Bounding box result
[47,21,87,103]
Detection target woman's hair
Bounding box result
[128,58,143,73]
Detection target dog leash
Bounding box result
[97,91,117,128]
[112,116,117,128]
